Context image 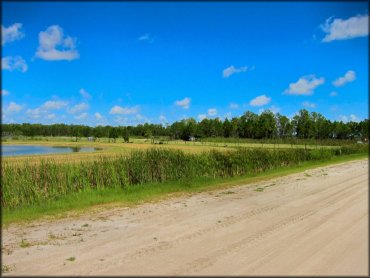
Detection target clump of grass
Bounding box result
[48,233,57,240]
[2,145,368,210]
[20,239,31,248]
[220,191,235,195]
[1,264,12,274]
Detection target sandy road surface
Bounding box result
[2,159,368,276]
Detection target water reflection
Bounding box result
[2,145,99,157]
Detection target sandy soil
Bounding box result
[2,159,368,276]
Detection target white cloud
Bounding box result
[330,91,338,97]
[321,14,369,42]
[270,105,280,114]
[26,108,43,119]
[138,33,155,43]
[26,100,67,119]
[68,102,89,114]
[339,114,360,123]
[332,70,356,87]
[114,116,128,125]
[79,88,91,99]
[135,113,150,123]
[259,105,280,114]
[284,75,325,95]
[159,115,167,123]
[1,89,10,96]
[2,56,28,72]
[198,114,207,121]
[42,100,68,110]
[109,105,139,115]
[207,108,217,116]
[229,103,239,109]
[175,97,191,109]
[46,113,56,120]
[250,94,271,106]
[222,65,248,78]
[36,25,79,61]
[302,101,316,108]
[75,112,88,120]
[2,23,24,45]
[94,112,102,119]
[5,102,23,113]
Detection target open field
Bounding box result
[1,137,341,165]
[2,159,368,276]
[1,139,230,164]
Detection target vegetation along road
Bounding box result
[2,158,368,275]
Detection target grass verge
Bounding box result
[2,153,367,226]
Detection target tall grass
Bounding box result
[2,145,368,210]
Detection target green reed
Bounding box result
[2,145,368,209]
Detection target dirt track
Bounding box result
[2,159,368,276]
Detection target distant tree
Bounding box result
[108,127,119,143]
[121,127,130,143]
[257,110,277,139]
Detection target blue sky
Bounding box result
[1,1,368,126]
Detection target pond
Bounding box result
[1,145,100,157]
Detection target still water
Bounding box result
[1,145,98,157]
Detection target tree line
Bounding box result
[1,109,368,142]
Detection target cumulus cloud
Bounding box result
[5,102,23,113]
[259,105,281,115]
[68,102,89,114]
[36,25,79,61]
[250,94,271,106]
[42,100,68,110]
[207,108,217,116]
[330,91,338,97]
[198,114,207,121]
[321,14,369,42]
[332,70,356,87]
[339,114,359,123]
[79,88,91,99]
[94,112,102,119]
[284,75,325,95]
[302,101,316,108]
[2,23,24,45]
[270,105,281,114]
[175,97,191,109]
[46,113,56,120]
[109,105,139,115]
[222,65,248,78]
[75,112,88,120]
[229,103,239,109]
[2,56,28,72]
[138,33,155,43]
[159,115,167,123]
[26,100,67,119]
[26,108,43,119]
[1,89,10,96]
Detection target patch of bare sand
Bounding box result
[2,159,368,276]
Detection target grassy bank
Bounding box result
[2,144,368,223]
[2,152,367,225]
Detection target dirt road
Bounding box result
[2,159,368,276]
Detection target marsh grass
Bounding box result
[2,145,368,212]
